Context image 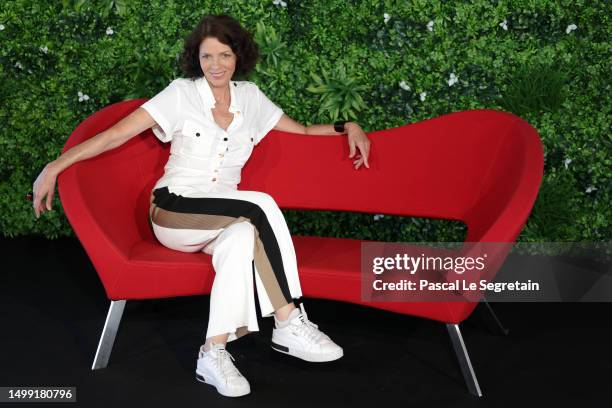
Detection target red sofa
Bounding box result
[57,99,544,397]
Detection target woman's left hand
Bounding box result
[346,123,370,169]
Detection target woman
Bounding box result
[32,14,371,398]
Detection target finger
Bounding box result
[362,144,370,168]
[32,193,40,217]
[46,185,54,210]
[357,144,363,168]
[348,138,356,158]
[35,189,47,217]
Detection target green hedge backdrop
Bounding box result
[1,0,610,243]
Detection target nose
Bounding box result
[210,56,224,68]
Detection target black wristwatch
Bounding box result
[334,121,347,133]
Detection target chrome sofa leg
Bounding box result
[446,323,483,397]
[482,299,510,336]
[92,300,126,370]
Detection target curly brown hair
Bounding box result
[179,14,259,80]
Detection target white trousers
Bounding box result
[149,186,303,342]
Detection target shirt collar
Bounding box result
[196,76,241,114]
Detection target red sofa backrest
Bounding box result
[243,108,525,216]
[59,99,543,257]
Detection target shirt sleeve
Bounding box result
[140,79,182,143]
[254,85,284,145]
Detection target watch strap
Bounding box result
[334,121,347,133]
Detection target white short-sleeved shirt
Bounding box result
[140,76,284,195]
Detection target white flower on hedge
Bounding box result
[40,45,48,54]
[565,24,577,34]
[15,61,23,69]
[419,91,427,101]
[448,72,458,86]
[499,19,508,30]
[585,185,597,193]
[273,0,287,7]
[78,91,90,102]
[384,13,390,24]
[399,80,410,91]
[0,24,5,31]
[564,157,572,169]
[373,214,385,221]
[426,20,434,31]
[106,27,114,35]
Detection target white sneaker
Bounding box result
[195,343,250,397]
[271,303,344,362]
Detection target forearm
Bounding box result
[305,121,360,135]
[49,107,155,176]
[50,129,116,176]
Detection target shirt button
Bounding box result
[212,178,217,181]
[223,137,228,141]
[196,132,200,137]
[214,169,218,172]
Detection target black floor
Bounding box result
[1,236,610,408]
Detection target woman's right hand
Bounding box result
[32,161,59,219]
[29,107,157,219]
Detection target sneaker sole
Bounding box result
[270,341,343,362]
[195,371,250,397]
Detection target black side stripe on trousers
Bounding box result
[152,186,292,303]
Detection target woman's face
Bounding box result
[198,36,236,88]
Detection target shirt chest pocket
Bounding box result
[179,120,216,159]
[229,131,256,159]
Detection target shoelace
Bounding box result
[207,347,243,381]
[292,304,326,343]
